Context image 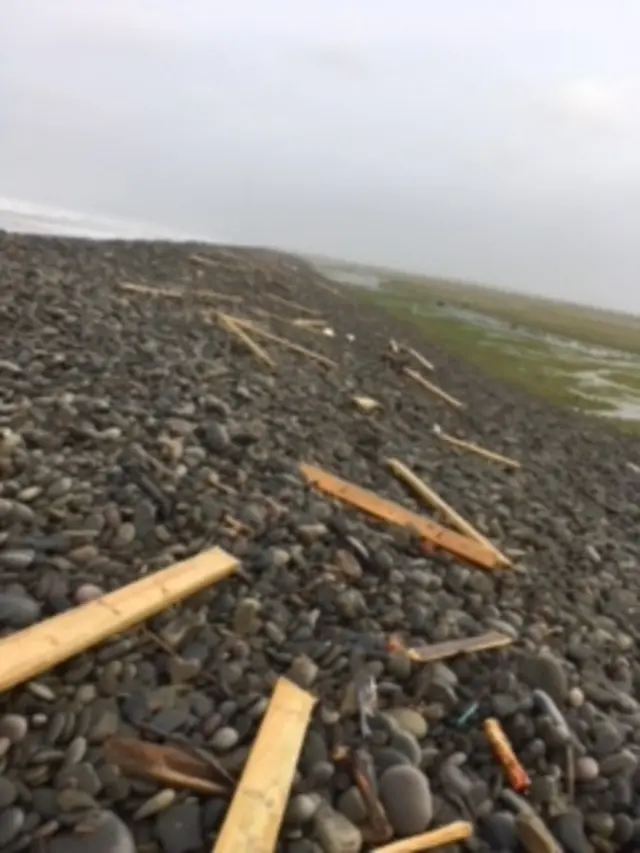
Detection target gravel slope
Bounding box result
[0,232,639,852]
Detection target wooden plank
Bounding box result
[213,677,316,853]
[390,630,514,664]
[299,462,502,571]
[372,821,473,853]
[386,458,510,567]
[0,547,237,693]
[403,367,465,409]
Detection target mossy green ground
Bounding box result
[346,284,640,432]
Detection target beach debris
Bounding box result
[103,737,232,797]
[0,547,237,693]
[433,425,521,469]
[405,346,435,372]
[299,462,503,570]
[214,677,316,853]
[403,367,465,409]
[335,746,393,845]
[386,458,510,566]
[483,717,531,794]
[386,630,513,665]
[370,820,473,852]
[215,312,277,370]
[353,395,382,414]
[117,280,243,303]
[230,316,338,368]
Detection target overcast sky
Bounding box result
[3,1,640,312]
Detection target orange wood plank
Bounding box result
[299,463,501,570]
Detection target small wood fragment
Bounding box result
[387,630,513,664]
[119,281,242,303]
[371,821,473,853]
[386,458,510,566]
[484,718,530,793]
[0,547,237,693]
[213,677,316,853]
[232,317,337,369]
[299,463,502,571]
[404,367,464,409]
[435,427,521,469]
[351,748,393,844]
[217,313,277,370]
[104,737,230,796]
[353,396,381,414]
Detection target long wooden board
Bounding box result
[213,677,316,853]
[372,821,473,853]
[299,463,502,570]
[0,547,237,693]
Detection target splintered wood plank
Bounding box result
[386,458,510,567]
[390,630,514,664]
[299,463,502,571]
[403,367,465,409]
[0,547,237,693]
[213,677,316,853]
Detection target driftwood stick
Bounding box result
[434,427,521,469]
[386,458,510,566]
[216,313,277,370]
[371,821,473,852]
[232,317,337,369]
[403,367,464,409]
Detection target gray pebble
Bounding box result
[575,756,599,782]
[0,776,18,808]
[0,714,28,743]
[0,806,25,846]
[286,793,321,824]
[133,789,176,820]
[520,653,568,704]
[211,726,239,752]
[384,708,427,739]
[379,765,433,836]
[599,749,637,777]
[48,810,135,853]
[155,801,203,853]
[0,593,41,628]
[313,803,362,853]
[336,787,367,825]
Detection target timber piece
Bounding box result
[0,547,237,694]
[217,313,277,370]
[386,458,510,566]
[434,427,522,469]
[118,281,242,303]
[299,463,501,571]
[213,677,316,853]
[405,346,435,372]
[403,367,464,409]
[232,317,338,369]
[371,821,473,853]
[387,630,514,664]
[265,292,321,316]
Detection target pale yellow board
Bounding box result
[213,677,317,853]
[0,547,237,693]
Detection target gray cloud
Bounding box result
[3,0,640,311]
